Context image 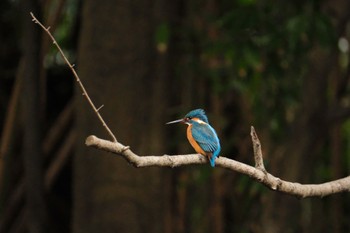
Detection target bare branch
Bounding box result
[30,12,117,142]
[86,135,350,198]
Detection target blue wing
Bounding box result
[191,122,221,167]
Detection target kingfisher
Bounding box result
[166,109,221,167]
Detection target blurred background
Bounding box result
[1,0,350,232]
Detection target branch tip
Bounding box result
[85,135,97,146]
[250,126,266,171]
[250,126,258,141]
[97,105,104,112]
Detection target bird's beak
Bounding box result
[166,119,184,125]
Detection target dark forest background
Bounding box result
[1,0,350,233]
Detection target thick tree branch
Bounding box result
[32,12,350,199]
[86,134,350,198]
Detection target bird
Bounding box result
[166,109,221,167]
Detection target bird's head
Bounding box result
[166,109,209,125]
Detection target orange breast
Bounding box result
[186,124,206,156]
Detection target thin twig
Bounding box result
[30,12,117,142]
[96,105,104,112]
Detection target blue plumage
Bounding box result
[166,109,221,167]
[184,109,209,124]
[190,120,221,167]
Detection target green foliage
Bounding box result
[53,0,79,48]
[155,22,170,52]
[187,0,336,141]
[45,0,79,67]
[179,2,347,230]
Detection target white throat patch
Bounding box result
[193,118,207,125]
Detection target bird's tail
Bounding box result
[208,152,218,167]
[209,147,221,167]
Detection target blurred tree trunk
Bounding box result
[260,1,350,232]
[73,1,180,233]
[261,47,332,233]
[20,1,49,233]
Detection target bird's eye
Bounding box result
[186,117,192,121]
